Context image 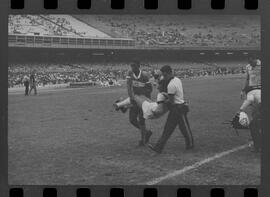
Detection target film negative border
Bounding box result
[10,0,259,10]
[8,187,259,197]
[7,0,260,14]
[2,0,270,197]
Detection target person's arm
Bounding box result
[145,81,152,96]
[144,72,152,96]
[161,91,174,110]
[241,67,249,99]
[167,94,175,104]
[165,82,176,109]
[165,94,175,110]
[126,71,134,100]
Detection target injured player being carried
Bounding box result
[114,79,169,119]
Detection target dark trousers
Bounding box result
[129,103,145,129]
[24,85,29,96]
[155,104,194,151]
[249,106,261,151]
[29,84,37,95]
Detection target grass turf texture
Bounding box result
[8,75,260,185]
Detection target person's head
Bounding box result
[250,59,261,67]
[248,55,261,67]
[130,60,140,74]
[160,65,173,80]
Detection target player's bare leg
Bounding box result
[138,113,152,146]
[133,95,151,109]
[114,98,131,110]
[240,99,252,111]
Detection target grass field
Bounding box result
[8,75,260,185]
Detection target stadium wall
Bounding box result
[8,35,259,51]
[8,47,260,63]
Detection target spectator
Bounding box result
[23,75,30,96]
[8,61,247,89]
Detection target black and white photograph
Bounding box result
[8,14,261,185]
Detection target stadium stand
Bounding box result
[8,63,126,88]
[8,15,258,88]
[9,15,49,35]
[9,15,111,38]
[74,15,260,47]
[9,15,260,48]
[43,15,111,37]
[8,61,246,88]
[72,15,123,38]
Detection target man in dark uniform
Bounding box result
[23,75,29,96]
[29,71,37,95]
[148,65,194,153]
[127,61,153,146]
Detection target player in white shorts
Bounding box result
[241,58,261,100]
[239,57,261,152]
[114,79,169,120]
[240,89,261,111]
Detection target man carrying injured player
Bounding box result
[125,61,153,146]
[114,78,170,120]
[239,57,261,152]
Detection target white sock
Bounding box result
[116,97,131,108]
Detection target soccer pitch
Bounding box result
[8,75,260,185]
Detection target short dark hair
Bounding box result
[248,55,260,64]
[160,65,172,74]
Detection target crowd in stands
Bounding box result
[174,66,245,78]
[8,62,246,88]
[82,15,260,47]
[43,15,79,36]
[8,15,94,37]
[8,63,126,88]
[9,15,260,48]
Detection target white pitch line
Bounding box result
[144,143,250,185]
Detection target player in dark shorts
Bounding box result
[127,61,153,146]
[29,72,37,95]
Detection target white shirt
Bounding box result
[167,77,184,104]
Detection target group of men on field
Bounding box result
[22,72,37,96]
[126,61,194,154]
[124,57,261,154]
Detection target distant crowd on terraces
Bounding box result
[8,61,246,88]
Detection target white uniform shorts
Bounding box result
[142,101,158,119]
[247,89,261,105]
